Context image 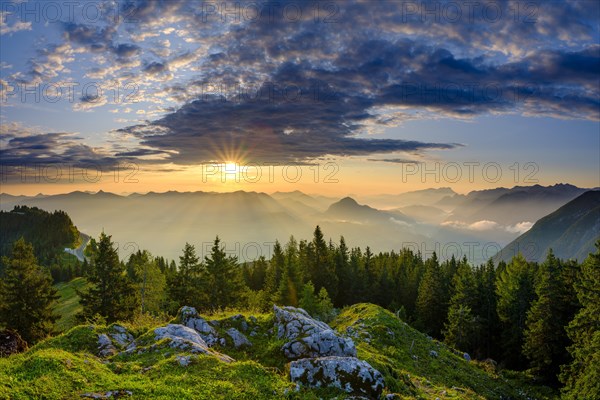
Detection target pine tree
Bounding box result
[445,305,477,352]
[265,240,285,299]
[474,259,501,359]
[0,238,59,344]
[444,258,478,352]
[398,249,425,322]
[415,252,446,337]
[204,236,245,311]
[358,246,373,302]
[349,247,364,301]
[523,250,575,384]
[243,256,268,291]
[275,237,301,306]
[166,242,204,311]
[496,253,536,368]
[560,242,600,399]
[308,226,338,302]
[78,232,138,323]
[334,236,352,307]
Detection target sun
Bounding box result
[223,161,240,174]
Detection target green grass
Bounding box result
[1,302,558,399]
[53,277,88,332]
[0,322,339,400]
[330,303,557,399]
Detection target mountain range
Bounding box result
[0,184,596,264]
[495,190,600,262]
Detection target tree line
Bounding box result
[0,226,598,398]
[0,206,79,267]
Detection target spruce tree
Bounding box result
[204,236,245,311]
[0,238,59,344]
[523,250,575,384]
[166,242,203,311]
[444,258,478,352]
[496,253,536,368]
[334,236,352,307]
[275,237,301,306]
[560,242,600,398]
[415,252,446,337]
[474,259,501,359]
[78,232,138,323]
[265,240,285,299]
[309,226,338,302]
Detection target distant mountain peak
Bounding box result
[338,196,359,206]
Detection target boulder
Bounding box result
[274,305,356,360]
[226,328,251,348]
[177,306,220,346]
[98,334,118,357]
[176,355,191,366]
[0,329,27,357]
[109,325,134,347]
[289,356,384,398]
[153,324,233,363]
[282,329,356,360]
[273,305,330,340]
[463,352,471,362]
[98,326,137,357]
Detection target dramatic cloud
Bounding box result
[1,0,599,166]
[0,122,128,171]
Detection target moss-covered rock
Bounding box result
[289,356,384,398]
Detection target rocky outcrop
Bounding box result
[289,356,384,399]
[153,324,233,363]
[273,305,330,340]
[282,329,356,359]
[274,305,356,360]
[177,306,221,346]
[0,329,27,357]
[97,325,136,357]
[226,328,251,348]
[109,325,134,347]
[275,305,384,396]
[98,334,118,357]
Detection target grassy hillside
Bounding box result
[53,278,88,332]
[331,304,556,399]
[0,303,556,399]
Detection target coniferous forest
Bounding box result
[1,223,598,398]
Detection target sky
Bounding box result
[0,0,599,196]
